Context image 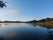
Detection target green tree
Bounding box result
[0,0,6,8]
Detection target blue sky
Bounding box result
[0,0,53,21]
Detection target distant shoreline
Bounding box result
[0,18,53,27]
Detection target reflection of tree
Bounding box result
[27,23,36,27]
[0,37,5,40]
[38,24,53,29]
[48,29,53,40]
[49,34,53,40]
[30,23,36,27]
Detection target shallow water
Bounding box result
[0,23,53,40]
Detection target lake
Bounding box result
[0,23,53,40]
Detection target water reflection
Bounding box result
[26,23,37,27]
[0,37,5,40]
[0,23,53,40]
[37,24,53,29]
[36,23,53,40]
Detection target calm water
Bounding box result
[0,23,53,40]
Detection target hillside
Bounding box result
[26,18,53,26]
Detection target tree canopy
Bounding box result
[0,0,6,8]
